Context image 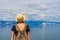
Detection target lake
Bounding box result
[0,21,60,40]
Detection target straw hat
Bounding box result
[15,14,25,22]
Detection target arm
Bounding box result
[11,31,14,40]
[27,32,30,40]
[26,25,30,40]
[11,25,16,40]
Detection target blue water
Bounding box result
[0,21,60,40]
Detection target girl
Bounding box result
[11,14,30,40]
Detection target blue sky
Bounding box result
[0,0,60,22]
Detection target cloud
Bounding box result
[0,0,60,22]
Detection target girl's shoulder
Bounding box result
[11,25,16,31]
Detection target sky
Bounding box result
[0,0,60,22]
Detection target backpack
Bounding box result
[14,25,28,40]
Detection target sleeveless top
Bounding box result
[11,25,30,40]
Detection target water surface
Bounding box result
[0,21,60,40]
